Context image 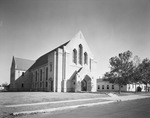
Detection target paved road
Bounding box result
[22,97,150,118]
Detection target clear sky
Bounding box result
[0,0,150,85]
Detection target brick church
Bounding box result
[10,31,97,92]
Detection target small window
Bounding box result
[112,85,114,89]
[21,83,24,88]
[22,72,24,76]
[128,85,130,90]
[97,85,100,90]
[107,85,109,89]
[102,85,104,89]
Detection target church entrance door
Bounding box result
[81,79,87,91]
[81,75,92,92]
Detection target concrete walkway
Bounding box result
[101,94,150,101]
[7,94,150,116]
[5,97,110,108]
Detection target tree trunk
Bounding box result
[135,83,137,93]
[119,85,121,94]
[146,84,148,92]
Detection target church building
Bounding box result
[10,31,97,92]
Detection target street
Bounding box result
[22,97,150,118]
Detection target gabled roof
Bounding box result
[14,57,35,71]
[65,31,94,59]
[29,40,70,70]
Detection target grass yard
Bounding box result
[0,92,108,106]
[0,92,150,118]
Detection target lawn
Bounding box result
[0,92,108,106]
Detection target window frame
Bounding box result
[112,85,114,89]
[73,49,77,64]
[102,85,104,89]
[79,44,83,65]
[84,52,88,65]
[107,85,109,89]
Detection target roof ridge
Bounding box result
[36,40,70,61]
[29,40,70,70]
[14,57,35,62]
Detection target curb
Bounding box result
[12,101,115,116]
[120,95,150,101]
[101,95,150,102]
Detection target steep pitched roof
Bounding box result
[29,40,70,70]
[14,57,35,71]
[65,31,94,59]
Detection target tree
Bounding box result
[131,56,141,93]
[139,58,150,92]
[103,50,134,94]
[2,82,8,87]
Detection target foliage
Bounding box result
[139,58,150,91]
[2,82,8,87]
[103,50,150,93]
[130,56,141,92]
[103,50,134,93]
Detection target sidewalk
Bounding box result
[3,93,150,117]
[7,98,111,115]
[101,93,150,101]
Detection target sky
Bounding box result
[0,0,150,85]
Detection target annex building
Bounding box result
[97,79,148,92]
[10,31,97,92]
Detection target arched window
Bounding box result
[46,67,48,80]
[73,49,77,64]
[35,71,38,81]
[40,69,42,81]
[79,44,83,65]
[84,52,88,64]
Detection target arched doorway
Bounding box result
[81,79,87,91]
[81,75,92,92]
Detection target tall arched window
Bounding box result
[84,52,88,64]
[79,44,83,65]
[35,71,38,82]
[73,49,77,64]
[40,69,42,81]
[46,67,48,80]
